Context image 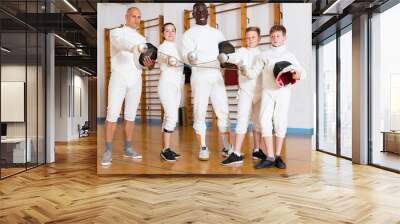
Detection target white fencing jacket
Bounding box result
[247,45,306,94]
[227,47,262,101]
[110,25,146,79]
[158,40,184,85]
[181,24,225,71]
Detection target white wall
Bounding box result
[55,67,89,141]
[97,3,313,131]
[72,73,89,138]
[1,65,27,138]
[162,3,193,44]
[245,3,275,47]
[1,64,46,163]
[1,65,42,138]
[281,3,313,131]
[55,66,69,141]
[312,45,317,149]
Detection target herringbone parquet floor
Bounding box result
[1,134,400,223]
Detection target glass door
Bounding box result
[317,36,337,155]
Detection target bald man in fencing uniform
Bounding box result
[181,3,232,160]
[101,7,155,166]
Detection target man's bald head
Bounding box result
[127,7,140,14]
[125,7,141,29]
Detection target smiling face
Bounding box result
[193,3,208,26]
[246,31,260,48]
[163,24,176,42]
[125,7,141,29]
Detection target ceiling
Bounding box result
[0,0,395,75]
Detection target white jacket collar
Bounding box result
[270,44,286,53]
[247,46,260,52]
[193,24,210,29]
[124,25,138,32]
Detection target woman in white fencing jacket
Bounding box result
[157,23,184,162]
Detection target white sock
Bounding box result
[200,135,206,147]
[220,132,231,149]
[234,151,241,156]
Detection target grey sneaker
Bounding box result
[124,148,142,159]
[100,150,112,166]
[198,146,210,161]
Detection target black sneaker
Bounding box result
[160,148,176,162]
[255,159,275,169]
[275,156,286,169]
[221,153,243,166]
[171,151,181,159]
[222,146,232,157]
[252,149,267,160]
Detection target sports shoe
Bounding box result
[255,159,275,169]
[275,156,287,169]
[100,150,112,166]
[252,149,267,160]
[222,145,233,157]
[199,146,210,161]
[172,151,181,159]
[221,153,243,165]
[124,148,142,159]
[160,148,177,162]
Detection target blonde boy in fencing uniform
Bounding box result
[219,27,266,165]
[241,25,306,169]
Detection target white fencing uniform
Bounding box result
[226,47,262,134]
[181,24,230,136]
[106,25,146,122]
[157,40,184,132]
[246,45,306,137]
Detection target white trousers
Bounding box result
[158,79,182,132]
[259,88,291,138]
[106,74,142,122]
[235,90,261,134]
[191,70,230,136]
